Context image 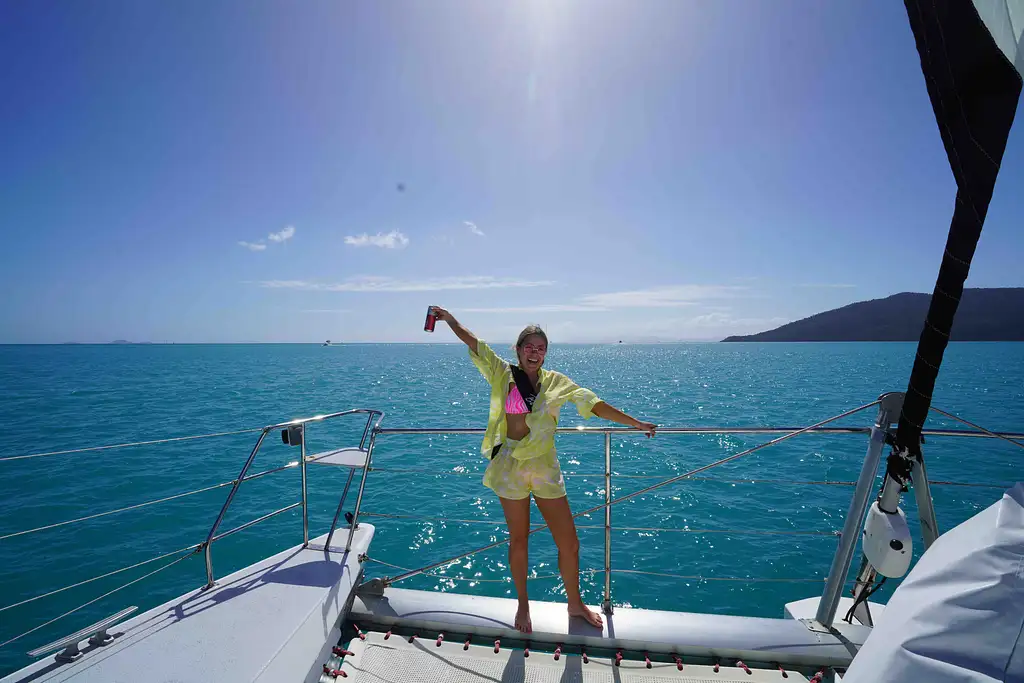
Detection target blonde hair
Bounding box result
[514,325,548,351]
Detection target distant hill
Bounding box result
[722,288,1024,342]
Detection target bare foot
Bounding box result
[568,602,604,629]
[515,603,533,634]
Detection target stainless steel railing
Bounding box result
[369,400,885,613]
[367,398,1022,621]
[2,401,1020,655]
[0,408,384,655]
[201,408,384,588]
[372,425,1024,437]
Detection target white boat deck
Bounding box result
[333,630,809,682]
[350,588,871,669]
[2,525,374,683]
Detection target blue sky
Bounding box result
[1,0,1022,343]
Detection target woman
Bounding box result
[431,307,657,633]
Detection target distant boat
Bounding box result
[322,340,332,347]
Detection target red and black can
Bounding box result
[424,306,437,332]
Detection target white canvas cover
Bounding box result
[973,0,1024,75]
[843,483,1024,682]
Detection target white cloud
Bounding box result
[344,230,409,249]
[519,311,791,342]
[795,283,856,289]
[239,225,294,251]
[268,225,296,243]
[259,276,553,292]
[688,312,788,327]
[465,221,484,237]
[460,284,749,316]
[463,304,608,313]
[687,312,732,326]
[577,285,746,309]
[301,309,351,314]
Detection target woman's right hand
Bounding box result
[432,307,478,353]
[430,306,454,323]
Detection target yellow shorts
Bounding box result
[483,439,566,500]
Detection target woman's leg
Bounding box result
[498,495,533,633]
[534,495,604,629]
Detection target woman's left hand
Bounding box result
[635,421,658,438]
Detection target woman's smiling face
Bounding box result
[517,334,547,372]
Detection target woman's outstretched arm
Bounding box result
[592,401,658,437]
[431,306,478,354]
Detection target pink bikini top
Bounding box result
[505,384,530,414]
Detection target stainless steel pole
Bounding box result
[345,432,377,552]
[814,393,902,626]
[204,429,269,588]
[325,469,355,550]
[911,457,940,549]
[300,424,309,546]
[602,432,613,614]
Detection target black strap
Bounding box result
[509,365,539,412]
[492,366,539,460]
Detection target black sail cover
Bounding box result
[894,0,1022,465]
[848,13,1023,682]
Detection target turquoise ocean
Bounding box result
[1,342,1022,675]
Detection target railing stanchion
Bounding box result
[359,413,374,450]
[300,424,309,546]
[815,393,902,626]
[325,469,356,550]
[603,431,613,614]
[203,429,269,588]
[911,457,940,549]
[345,429,378,552]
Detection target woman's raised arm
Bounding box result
[431,306,478,355]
